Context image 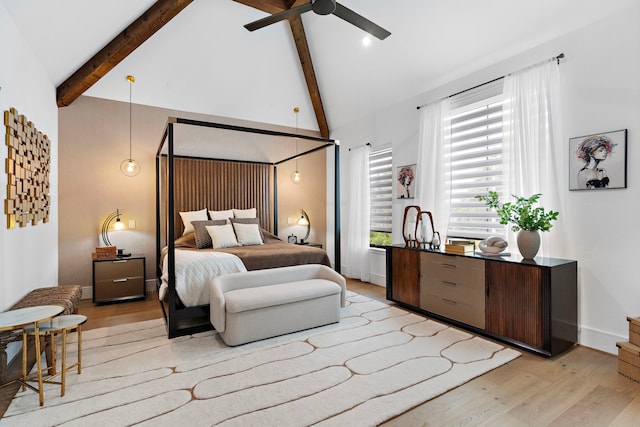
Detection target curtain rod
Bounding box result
[416,53,565,110]
[348,142,371,151]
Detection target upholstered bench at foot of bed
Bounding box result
[211,264,346,346]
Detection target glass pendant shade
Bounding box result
[291,170,302,184]
[121,159,140,177]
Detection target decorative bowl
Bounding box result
[478,237,508,254]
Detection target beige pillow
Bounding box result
[179,208,208,235]
[232,222,264,246]
[233,208,256,218]
[208,209,234,222]
[229,217,264,242]
[205,224,239,249]
[192,220,227,249]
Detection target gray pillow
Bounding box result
[192,219,227,249]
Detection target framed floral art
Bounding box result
[397,164,416,199]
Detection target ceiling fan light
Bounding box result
[362,35,371,46]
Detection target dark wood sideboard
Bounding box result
[386,245,577,357]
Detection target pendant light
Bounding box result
[291,107,302,184]
[120,75,140,177]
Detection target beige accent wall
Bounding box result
[58,96,326,295]
[277,155,327,246]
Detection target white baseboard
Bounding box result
[369,272,386,287]
[579,325,627,355]
[81,285,92,300]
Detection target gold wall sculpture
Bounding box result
[4,108,51,228]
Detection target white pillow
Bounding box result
[179,208,208,235]
[205,224,239,249]
[208,209,234,223]
[233,208,256,218]
[232,222,264,246]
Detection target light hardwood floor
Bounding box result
[2,280,639,425]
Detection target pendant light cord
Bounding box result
[295,108,299,169]
[129,78,133,160]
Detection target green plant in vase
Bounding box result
[475,191,559,258]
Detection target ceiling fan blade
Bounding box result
[244,3,313,32]
[333,3,391,40]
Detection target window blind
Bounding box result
[447,80,505,240]
[369,148,393,234]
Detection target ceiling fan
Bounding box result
[244,0,391,40]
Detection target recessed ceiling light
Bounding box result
[362,35,371,46]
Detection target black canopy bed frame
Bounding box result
[156,117,341,338]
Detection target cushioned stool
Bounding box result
[24,314,87,398]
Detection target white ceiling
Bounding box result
[3,0,638,133]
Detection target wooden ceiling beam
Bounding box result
[234,0,330,137]
[288,15,329,138]
[56,0,193,108]
[232,0,290,14]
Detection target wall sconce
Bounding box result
[297,209,310,244]
[120,75,140,177]
[101,209,126,247]
[291,107,302,184]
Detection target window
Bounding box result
[369,148,392,246]
[447,79,505,240]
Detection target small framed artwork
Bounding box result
[569,129,627,190]
[397,164,416,199]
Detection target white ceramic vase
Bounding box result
[517,230,540,259]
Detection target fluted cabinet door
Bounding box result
[485,262,544,349]
[390,247,420,307]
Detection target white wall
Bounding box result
[334,3,640,354]
[0,2,59,311]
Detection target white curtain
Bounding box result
[502,59,566,256]
[416,99,451,241]
[344,145,370,281]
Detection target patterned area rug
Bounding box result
[2,292,519,426]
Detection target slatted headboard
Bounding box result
[171,157,272,238]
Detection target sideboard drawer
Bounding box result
[420,251,486,328]
[421,294,485,329]
[421,252,485,290]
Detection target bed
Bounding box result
[156,117,340,338]
[159,229,331,307]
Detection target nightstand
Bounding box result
[296,242,322,248]
[92,256,145,304]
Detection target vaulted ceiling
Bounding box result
[3,0,637,136]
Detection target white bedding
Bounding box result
[160,248,247,307]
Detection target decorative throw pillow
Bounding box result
[179,208,208,235]
[229,217,264,242]
[231,222,264,246]
[192,219,227,249]
[205,224,239,249]
[208,209,234,223]
[233,208,256,218]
